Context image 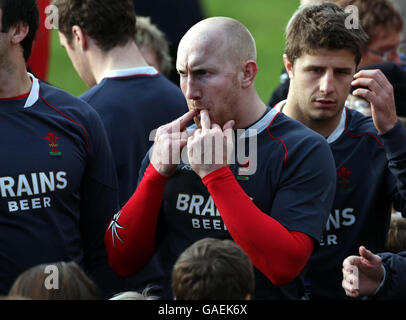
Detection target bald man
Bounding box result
[104,17,336,299]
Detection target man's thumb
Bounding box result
[359,246,377,262]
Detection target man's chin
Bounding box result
[311,109,342,121]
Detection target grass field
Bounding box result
[48,0,300,102]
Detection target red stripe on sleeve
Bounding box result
[104,163,168,277]
[202,166,314,286]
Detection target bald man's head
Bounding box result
[176,17,261,129]
[178,17,257,69]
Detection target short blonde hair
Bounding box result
[135,16,172,77]
[109,287,158,300]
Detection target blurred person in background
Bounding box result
[135,16,173,78]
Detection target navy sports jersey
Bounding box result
[274,101,406,299]
[136,107,336,299]
[0,74,119,295]
[376,251,406,299]
[80,67,188,208]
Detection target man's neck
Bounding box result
[91,41,150,84]
[283,99,342,138]
[234,92,267,129]
[0,61,32,98]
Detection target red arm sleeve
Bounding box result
[202,166,315,286]
[104,163,168,277]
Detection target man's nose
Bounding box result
[184,76,202,101]
[320,70,334,94]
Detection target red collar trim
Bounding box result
[0,90,31,101]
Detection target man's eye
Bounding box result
[196,71,207,76]
[311,68,323,73]
[178,71,187,78]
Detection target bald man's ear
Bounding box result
[240,60,257,89]
[283,54,294,79]
[72,25,88,51]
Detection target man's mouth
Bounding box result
[314,98,336,107]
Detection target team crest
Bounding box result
[44,132,62,156]
[237,159,250,181]
[337,166,352,193]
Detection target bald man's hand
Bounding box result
[150,109,197,177]
[342,246,385,298]
[187,110,235,179]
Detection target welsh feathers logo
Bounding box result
[44,132,62,156]
[237,159,250,181]
[337,166,352,193]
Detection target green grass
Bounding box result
[48,0,300,102]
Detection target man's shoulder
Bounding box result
[80,74,186,109]
[39,81,103,127]
[343,108,384,148]
[345,108,377,134]
[269,110,327,145]
[40,81,94,111]
[260,110,333,169]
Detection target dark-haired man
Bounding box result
[269,0,404,108]
[274,3,406,299]
[0,0,120,297]
[53,0,187,208]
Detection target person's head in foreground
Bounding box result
[8,261,100,300]
[172,238,255,300]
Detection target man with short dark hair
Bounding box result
[273,3,406,299]
[0,0,119,297]
[269,0,404,108]
[53,0,188,208]
[172,238,254,300]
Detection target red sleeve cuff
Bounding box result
[202,166,233,186]
[146,163,170,185]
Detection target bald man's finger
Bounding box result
[223,120,235,131]
[200,110,211,131]
[169,109,198,133]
